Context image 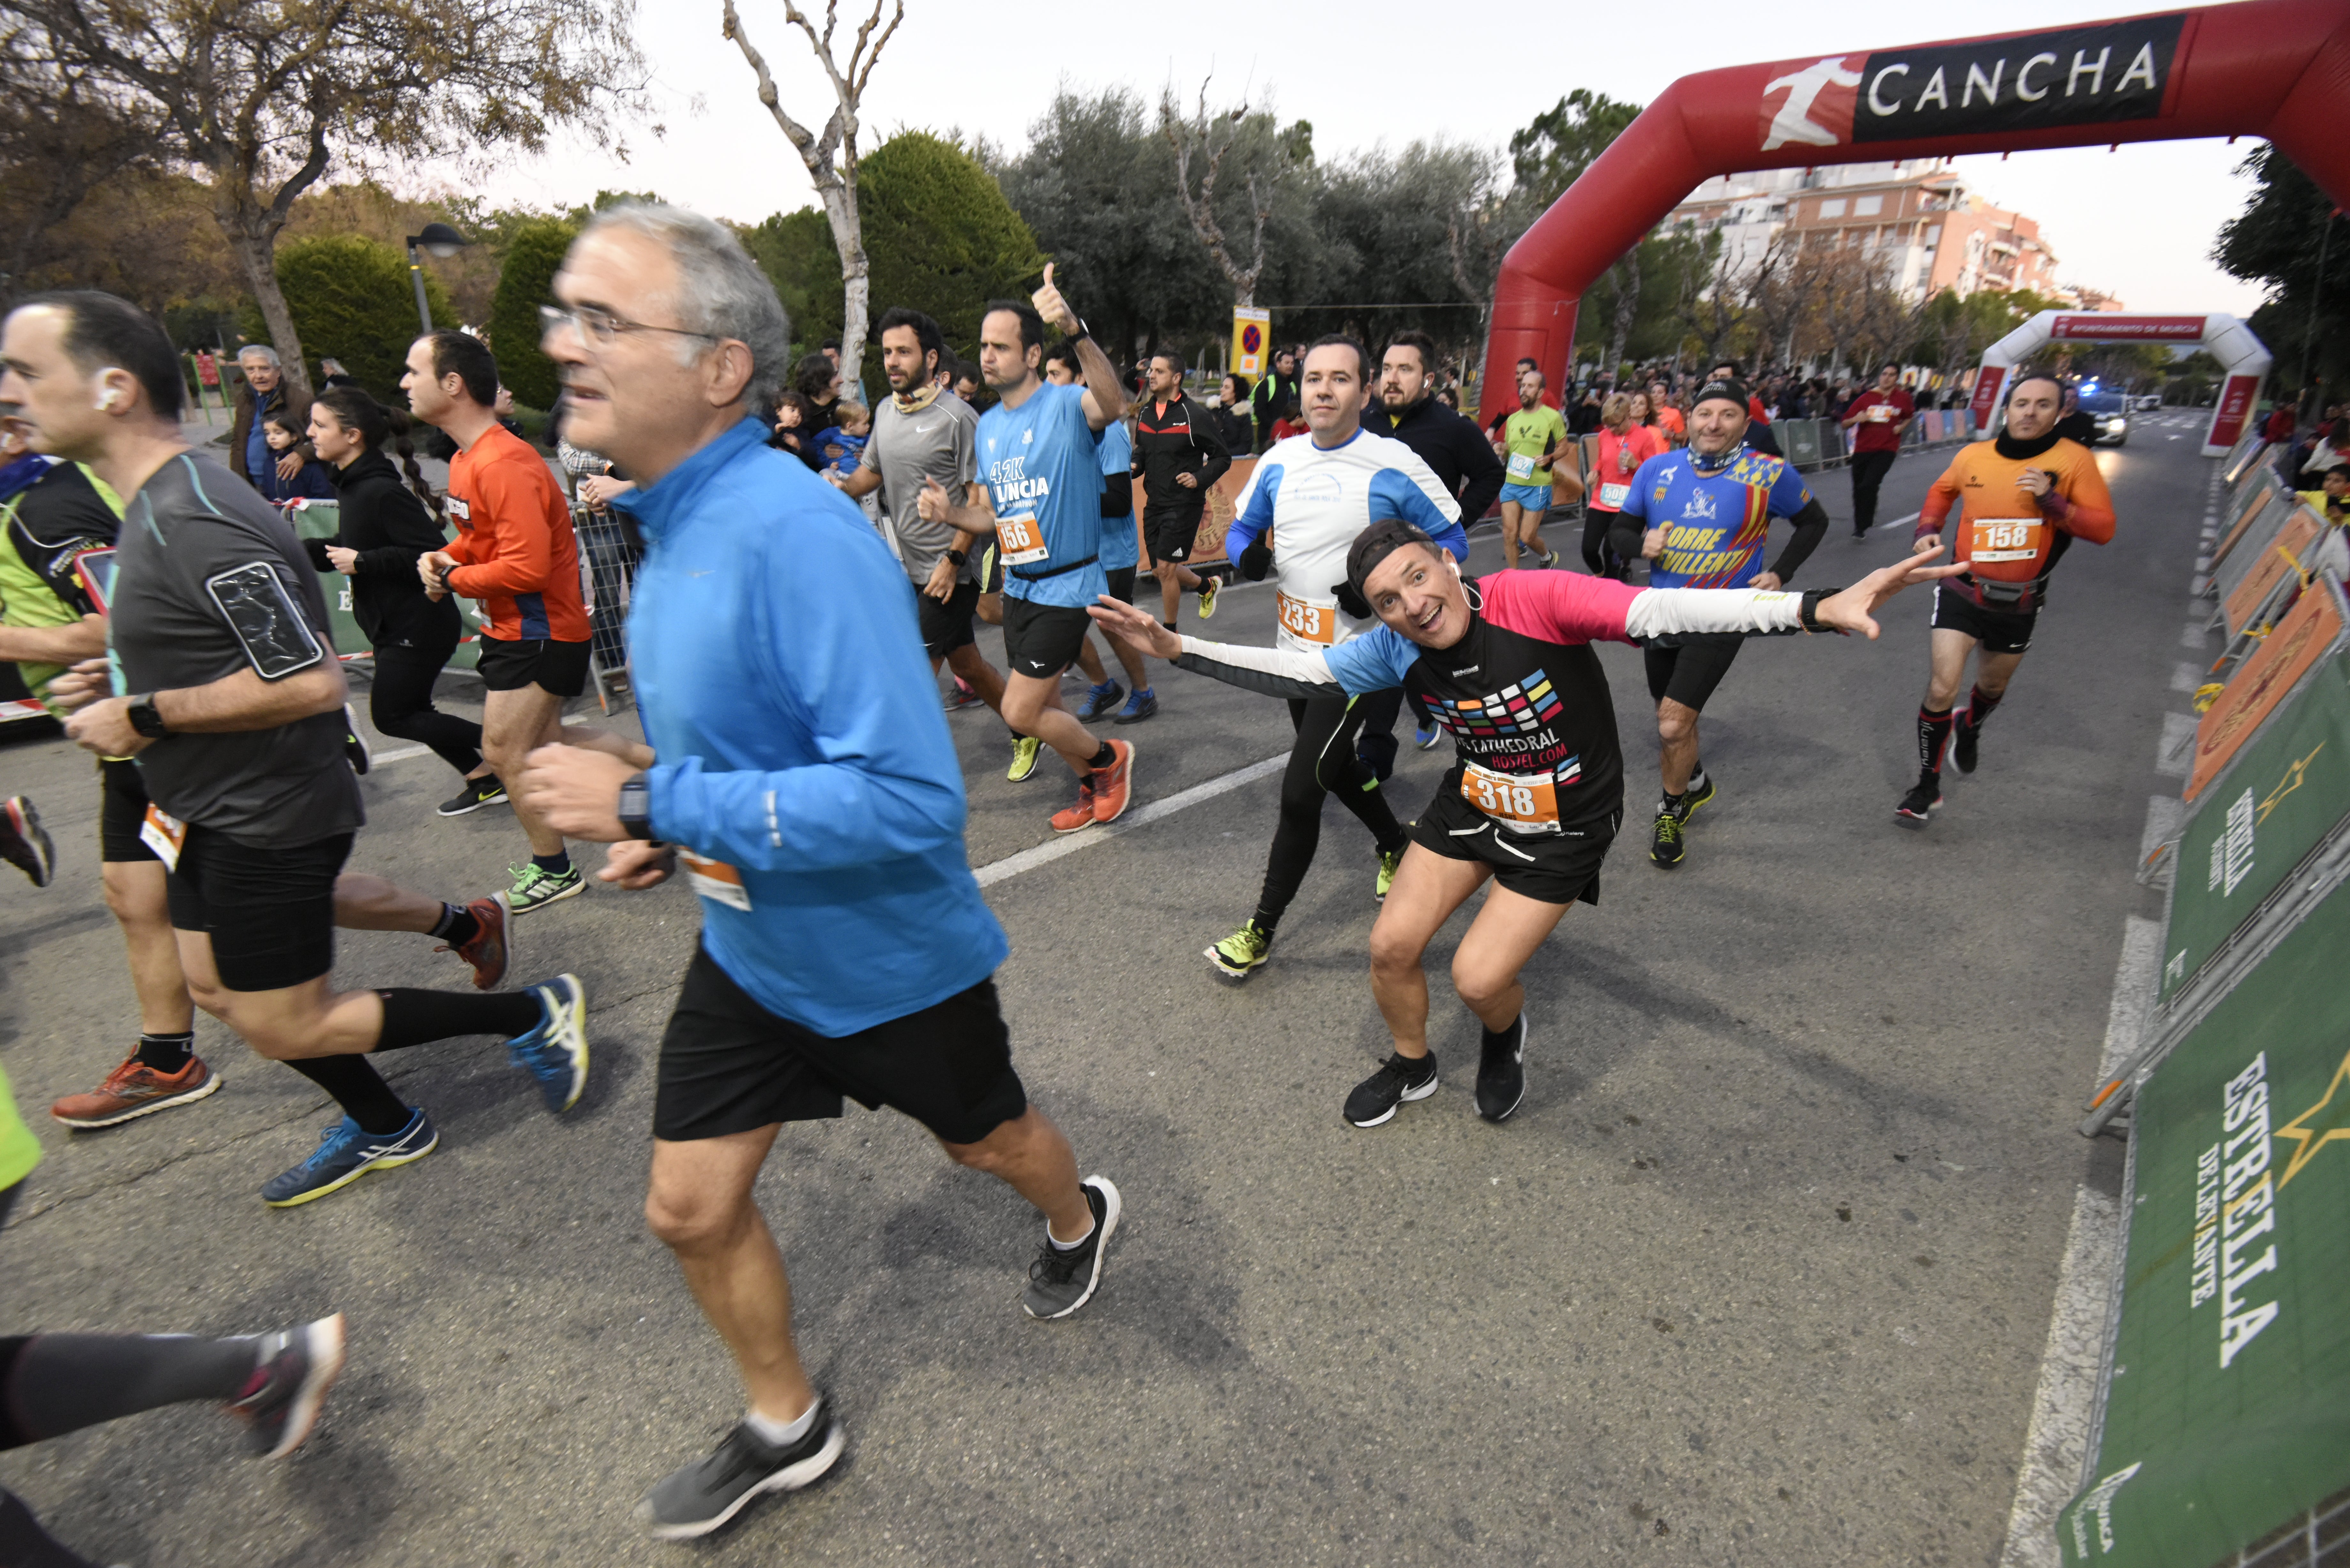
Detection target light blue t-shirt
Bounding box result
[1096,419,1137,572]
[977,380,1107,609]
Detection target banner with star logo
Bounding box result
[2059,872,2350,1563]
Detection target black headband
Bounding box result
[1693,379,1750,414]
[1336,519,1441,618]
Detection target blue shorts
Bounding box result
[1499,482,1552,510]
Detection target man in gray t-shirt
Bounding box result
[837,307,1014,749]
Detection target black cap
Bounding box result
[1337,519,1439,618]
[1693,379,1750,414]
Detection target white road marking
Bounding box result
[974,752,1289,886]
[2180,621,2210,650]
[2155,712,2198,777]
[1994,914,2155,1568]
[2170,663,2203,693]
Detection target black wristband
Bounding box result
[1798,588,1842,635]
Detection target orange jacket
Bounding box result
[1915,437,2115,584]
[443,424,589,642]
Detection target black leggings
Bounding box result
[369,639,483,777]
[1255,697,1409,930]
[1582,509,1626,579]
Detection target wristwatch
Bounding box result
[1798,589,1841,636]
[127,693,170,739]
[944,547,967,567]
[617,771,656,841]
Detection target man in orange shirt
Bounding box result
[408,331,598,911]
[1897,372,2115,826]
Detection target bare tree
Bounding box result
[14,0,645,397]
[1161,80,1272,312]
[721,0,901,394]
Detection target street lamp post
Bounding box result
[405,222,471,335]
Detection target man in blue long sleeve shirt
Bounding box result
[512,203,1121,1543]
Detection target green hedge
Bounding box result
[239,234,453,398]
[488,219,579,411]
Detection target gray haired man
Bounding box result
[226,345,311,490]
[510,205,1121,1541]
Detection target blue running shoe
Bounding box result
[1113,688,1158,725]
[507,974,589,1113]
[1075,680,1124,721]
[262,1110,437,1207]
[1413,721,1442,750]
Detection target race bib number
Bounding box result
[994,514,1048,567]
[140,804,187,871]
[1869,404,1893,422]
[1505,452,1538,481]
[1597,482,1631,509]
[446,496,470,521]
[1971,517,2042,564]
[1276,592,1335,645]
[679,849,752,912]
[1460,761,1561,836]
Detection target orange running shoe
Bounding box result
[1049,778,1098,834]
[438,893,510,990]
[52,1054,222,1130]
[1090,739,1135,825]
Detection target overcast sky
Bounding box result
[448,0,2269,318]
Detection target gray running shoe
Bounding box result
[1022,1175,1121,1320]
[636,1398,845,1540]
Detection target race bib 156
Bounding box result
[995,514,1048,567]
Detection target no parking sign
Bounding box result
[1230,307,1270,377]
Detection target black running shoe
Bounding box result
[1676,771,1717,821]
[341,705,371,776]
[1022,1175,1121,1319]
[1649,807,1685,868]
[228,1312,346,1459]
[1344,1050,1439,1128]
[636,1399,845,1540]
[437,776,508,817]
[1476,1014,1527,1123]
[1895,779,1943,826]
[1950,720,1980,775]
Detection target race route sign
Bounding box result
[1758,15,2185,152]
[2051,315,2205,342]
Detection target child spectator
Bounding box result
[1270,400,1306,442]
[815,401,870,479]
[256,413,335,502]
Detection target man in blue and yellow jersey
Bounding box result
[1609,379,1829,868]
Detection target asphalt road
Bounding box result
[0,416,2209,1566]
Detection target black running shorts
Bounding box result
[1643,633,1745,712]
[166,826,351,992]
[1930,583,2037,655]
[98,757,158,863]
[1144,509,1203,565]
[1411,787,1614,907]
[475,635,591,697]
[1000,595,1091,680]
[653,944,1027,1147]
[916,577,980,658]
[1104,566,1137,606]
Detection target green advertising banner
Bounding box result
[2158,653,2350,1003]
[2058,880,2350,1565]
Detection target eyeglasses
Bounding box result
[539,303,719,349]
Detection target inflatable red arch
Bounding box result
[1475,0,2350,427]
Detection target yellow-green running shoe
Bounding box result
[1376,845,1406,902]
[1205,919,1272,980]
[1196,575,1219,619]
[1007,735,1043,782]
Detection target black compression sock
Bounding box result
[135,1031,194,1074]
[1249,909,1282,938]
[1917,705,1954,777]
[2,1331,257,1445]
[1480,1014,1523,1049]
[1966,684,2004,729]
[1086,742,1116,771]
[284,1055,410,1135]
[373,988,543,1051]
[427,902,479,947]
[531,851,571,877]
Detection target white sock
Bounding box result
[1048,1214,1096,1252]
[745,1396,819,1448]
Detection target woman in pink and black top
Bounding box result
[1582,393,1665,579]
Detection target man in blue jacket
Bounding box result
[513,203,1120,1542]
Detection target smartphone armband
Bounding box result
[204,561,324,680]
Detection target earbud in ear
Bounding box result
[97,390,123,412]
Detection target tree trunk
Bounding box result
[1606,253,1640,385]
[816,180,869,398]
[221,212,309,399]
